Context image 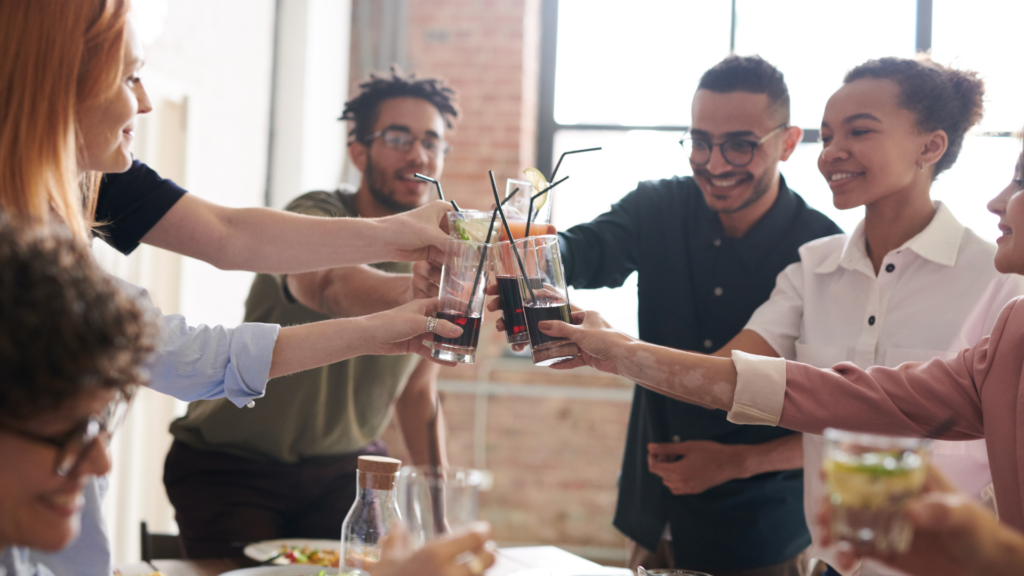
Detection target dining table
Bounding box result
[113,545,633,576]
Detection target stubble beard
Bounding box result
[365,151,416,214]
[702,167,775,215]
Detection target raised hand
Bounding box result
[380,201,453,265]
[412,260,443,300]
[817,466,1024,576]
[364,298,462,363]
[536,309,633,373]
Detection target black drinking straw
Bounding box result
[524,175,569,237]
[550,146,602,181]
[461,187,517,318]
[489,171,536,303]
[414,173,461,212]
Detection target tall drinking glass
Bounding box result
[513,235,580,366]
[494,241,530,345]
[430,238,490,363]
[447,210,496,242]
[824,428,930,553]
[397,466,485,550]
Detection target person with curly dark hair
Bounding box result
[163,66,463,557]
[0,219,158,574]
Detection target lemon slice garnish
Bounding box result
[454,218,494,242]
[523,167,549,212]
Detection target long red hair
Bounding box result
[0,0,130,240]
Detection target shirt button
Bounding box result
[713,287,723,297]
[703,339,713,349]
[885,263,895,273]
[713,238,722,247]
[246,401,256,408]
[868,316,876,326]
[672,435,682,443]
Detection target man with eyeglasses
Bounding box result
[163,68,460,557]
[557,56,841,575]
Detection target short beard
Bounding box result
[697,167,774,215]
[365,151,415,214]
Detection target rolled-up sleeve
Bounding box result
[727,350,788,426]
[148,314,280,407]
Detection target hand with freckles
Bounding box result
[647,440,750,495]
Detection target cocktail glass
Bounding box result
[396,466,485,549]
[429,238,491,363]
[513,235,580,366]
[494,241,530,345]
[447,210,497,242]
[824,428,930,554]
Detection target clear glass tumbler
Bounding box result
[824,428,930,554]
[494,241,531,345]
[396,466,485,550]
[430,237,491,364]
[512,235,580,366]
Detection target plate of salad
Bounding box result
[220,567,339,576]
[243,539,341,567]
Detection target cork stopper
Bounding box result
[358,456,402,490]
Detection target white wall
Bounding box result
[268,0,351,209]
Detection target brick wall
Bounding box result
[352,0,631,563]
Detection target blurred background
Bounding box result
[95,0,1024,565]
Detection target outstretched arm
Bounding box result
[141,194,452,272]
[539,310,739,411]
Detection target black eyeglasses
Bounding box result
[0,393,130,476]
[679,124,789,168]
[363,128,451,157]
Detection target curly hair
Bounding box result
[0,219,158,423]
[341,66,459,143]
[698,55,790,124]
[844,57,984,179]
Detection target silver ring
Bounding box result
[464,555,485,576]
[426,316,439,333]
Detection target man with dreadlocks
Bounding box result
[162,68,460,557]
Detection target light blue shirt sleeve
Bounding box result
[1,547,56,576]
[114,278,281,408]
[149,313,280,408]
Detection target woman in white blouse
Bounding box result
[678,58,1023,575]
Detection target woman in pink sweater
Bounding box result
[540,147,1024,574]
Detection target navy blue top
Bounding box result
[95,160,187,255]
[559,175,841,572]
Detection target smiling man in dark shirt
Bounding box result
[558,56,842,575]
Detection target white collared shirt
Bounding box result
[733,202,1024,576]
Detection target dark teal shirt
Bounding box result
[559,175,842,572]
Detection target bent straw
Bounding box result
[462,189,517,317]
[525,175,569,237]
[414,173,461,212]
[550,146,602,182]
[489,171,536,303]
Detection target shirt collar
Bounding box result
[816,201,965,274]
[731,175,799,268]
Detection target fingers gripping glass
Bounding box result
[679,124,788,167]
[364,128,451,157]
[0,392,130,476]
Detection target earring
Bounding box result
[919,162,925,173]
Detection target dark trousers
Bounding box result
[163,439,387,558]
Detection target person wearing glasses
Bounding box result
[0,220,159,576]
[162,68,462,557]
[551,55,841,575]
